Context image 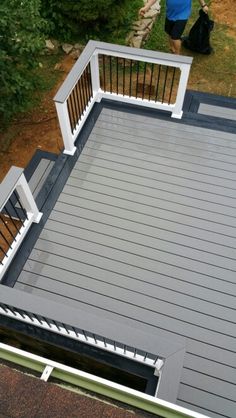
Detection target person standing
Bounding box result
[139,0,209,54]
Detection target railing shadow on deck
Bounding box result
[54,40,193,155]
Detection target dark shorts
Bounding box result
[165,18,187,40]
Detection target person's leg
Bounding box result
[166,19,187,54]
[169,38,182,54]
[165,18,174,52]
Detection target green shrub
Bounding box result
[0,0,48,123]
[41,0,140,42]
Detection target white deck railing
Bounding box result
[0,167,42,280]
[54,40,192,155]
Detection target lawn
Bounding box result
[144,0,236,97]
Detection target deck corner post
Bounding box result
[90,52,101,101]
[171,63,191,119]
[55,101,77,155]
[16,174,42,223]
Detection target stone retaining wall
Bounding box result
[126,0,161,48]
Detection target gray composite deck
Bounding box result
[28,158,54,198]
[15,107,236,418]
[198,102,236,121]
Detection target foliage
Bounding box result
[144,2,168,52]
[40,0,141,42]
[0,0,48,123]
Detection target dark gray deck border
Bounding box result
[183,90,236,132]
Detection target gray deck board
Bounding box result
[90,127,236,161]
[14,107,236,418]
[20,256,235,321]
[178,384,236,418]
[95,119,236,149]
[54,200,236,249]
[100,107,236,140]
[61,185,236,235]
[73,161,236,199]
[28,159,54,197]
[198,103,236,121]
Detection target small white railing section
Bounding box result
[0,167,42,280]
[54,40,193,155]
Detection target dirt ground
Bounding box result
[0,55,76,181]
[212,0,236,37]
[0,2,235,181]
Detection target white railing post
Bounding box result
[90,53,101,101]
[55,101,77,156]
[171,64,191,119]
[16,173,42,223]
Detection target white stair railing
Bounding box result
[0,167,42,280]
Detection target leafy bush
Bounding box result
[41,0,135,41]
[0,0,48,123]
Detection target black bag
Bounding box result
[182,9,214,54]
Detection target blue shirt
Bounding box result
[166,0,192,20]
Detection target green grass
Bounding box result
[143,0,236,97]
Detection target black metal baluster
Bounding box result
[80,74,87,111]
[142,62,147,99]
[123,58,126,96]
[13,191,28,221]
[89,64,93,97]
[8,197,24,227]
[74,82,82,120]
[102,55,106,92]
[66,98,74,133]
[109,56,112,93]
[116,57,119,94]
[162,66,169,103]
[52,320,61,331]
[69,92,77,131]
[155,64,161,102]
[3,205,21,234]
[0,245,8,261]
[83,330,88,341]
[0,230,12,249]
[71,87,80,125]
[78,77,85,113]
[72,88,79,128]
[149,63,154,101]
[129,59,133,97]
[83,67,90,102]
[168,67,176,104]
[83,69,90,104]
[86,65,93,98]
[136,61,140,98]
[0,215,16,241]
